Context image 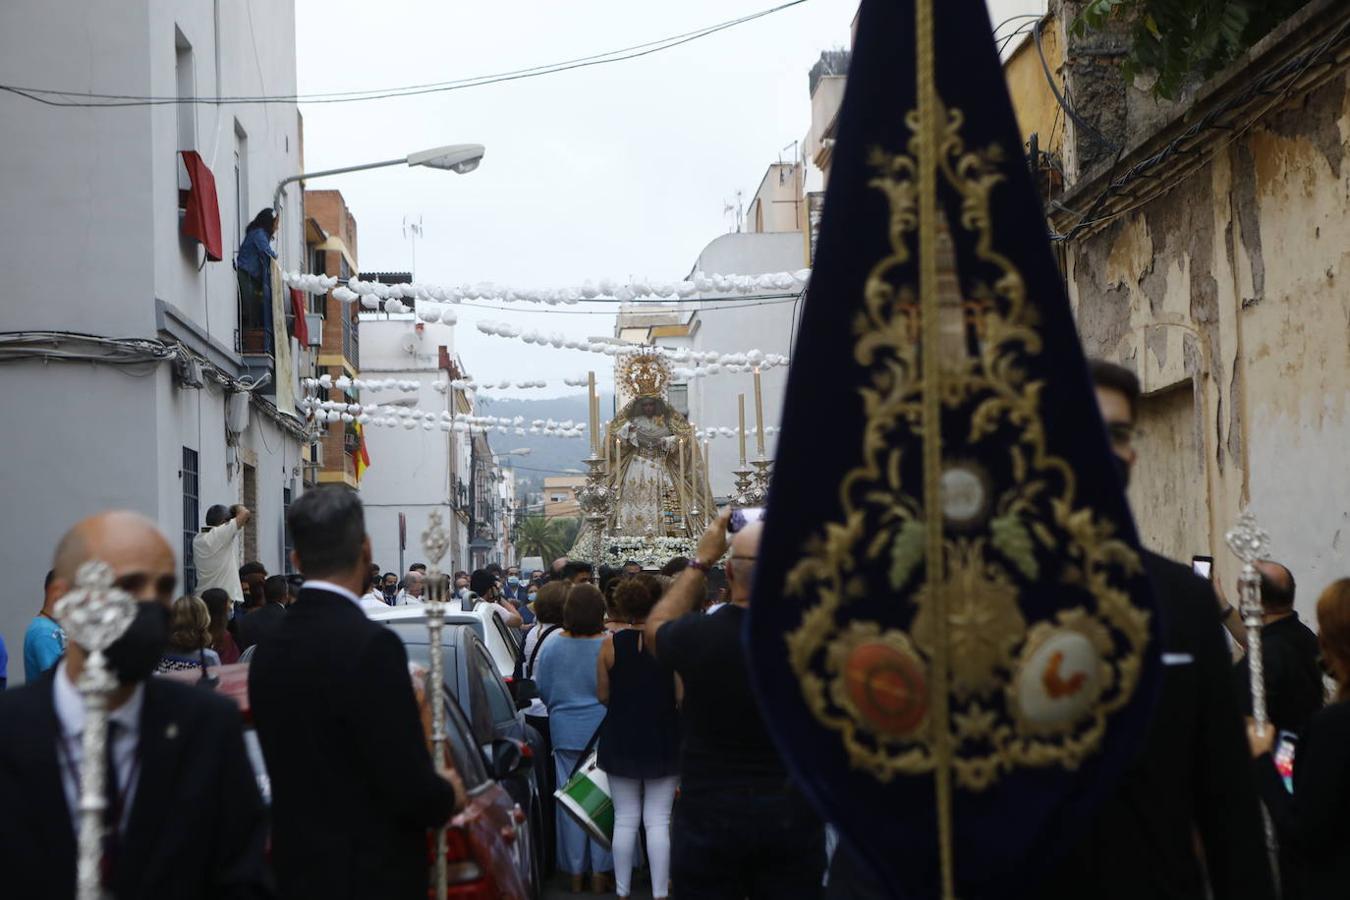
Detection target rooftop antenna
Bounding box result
[722,190,744,233]
[402,215,424,280]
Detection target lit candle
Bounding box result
[753,368,766,457]
[587,371,599,455]
[738,394,748,465]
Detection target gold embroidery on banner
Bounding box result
[783,105,1151,791]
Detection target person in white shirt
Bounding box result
[394,570,426,606]
[192,504,251,606]
[470,570,524,628]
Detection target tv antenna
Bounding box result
[403,215,424,279]
[722,190,743,233]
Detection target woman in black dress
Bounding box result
[1248,577,1350,899]
[596,574,681,900]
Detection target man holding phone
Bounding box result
[645,509,825,897]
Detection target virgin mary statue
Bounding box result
[602,351,711,541]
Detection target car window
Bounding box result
[397,641,461,701]
[492,614,522,662]
[474,643,518,727]
[442,693,489,789]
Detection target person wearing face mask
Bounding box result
[469,569,524,628]
[0,510,269,898]
[1039,361,1275,900]
[249,486,462,898]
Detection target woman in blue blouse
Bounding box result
[235,208,278,353]
[536,584,614,893]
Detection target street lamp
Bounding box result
[271,143,485,267]
[272,143,486,212]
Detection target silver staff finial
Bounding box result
[422,509,450,570]
[1224,511,1270,566]
[55,560,137,661]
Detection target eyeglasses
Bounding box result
[1106,422,1140,449]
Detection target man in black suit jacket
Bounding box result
[236,574,288,653]
[249,486,459,899]
[0,511,269,899]
[1039,362,1275,899]
[1230,560,1323,738]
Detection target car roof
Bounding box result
[386,621,479,647]
[366,603,480,625]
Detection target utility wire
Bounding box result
[0,0,810,109]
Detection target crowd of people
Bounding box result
[1,360,1349,899]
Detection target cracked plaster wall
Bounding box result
[1067,71,1350,622]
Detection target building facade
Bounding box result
[543,475,586,519]
[0,0,309,681]
[303,190,364,487]
[1006,0,1350,622]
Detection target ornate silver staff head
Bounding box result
[55,560,138,693]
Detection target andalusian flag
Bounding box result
[354,422,371,481]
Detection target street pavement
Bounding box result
[541,871,654,899]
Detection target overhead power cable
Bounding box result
[0,0,810,109]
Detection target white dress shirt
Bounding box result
[53,661,145,834]
[302,579,363,608]
[191,520,243,606]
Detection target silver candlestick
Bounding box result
[575,452,614,571]
[55,560,138,900]
[421,511,452,900]
[750,457,773,503]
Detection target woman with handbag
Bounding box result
[597,574,680,900]
[536,584,614,893]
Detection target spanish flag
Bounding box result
[354,422,371,481]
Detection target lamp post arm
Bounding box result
[272,156,408,214]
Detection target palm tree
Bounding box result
[554,517,582,553]
[515,516,569,562]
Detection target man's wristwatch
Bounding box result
[687,557,712,574]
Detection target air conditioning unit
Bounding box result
[305,314,323,347]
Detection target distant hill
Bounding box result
[474,392,614,497]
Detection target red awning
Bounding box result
[290,288,309,345]
[180,150,223,261]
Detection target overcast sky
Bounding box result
[294,0,1045,397]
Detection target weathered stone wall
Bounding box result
[1065,68,1350,622]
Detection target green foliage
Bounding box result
[990,513,1039,580]
[1073,0,1310,99]
[888,519,927,590]
[514,516,573,562]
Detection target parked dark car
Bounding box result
[162,662,536,898]
[387,622,548,889]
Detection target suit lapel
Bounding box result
[119,680,187,891]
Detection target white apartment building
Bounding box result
[0,0,309,681]
[356,314,471,576]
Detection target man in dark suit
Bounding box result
[1231,560,1323,738]
[1040,361,1276,899]
[0,511,269,899]
[249,486,460,898]
[236,574,287,653]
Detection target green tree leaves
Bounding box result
[1073,0,1309,99]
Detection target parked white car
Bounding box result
[367,598,522,682]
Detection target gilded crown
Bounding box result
[618,350,671,398]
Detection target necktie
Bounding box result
[101,721,121,888]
